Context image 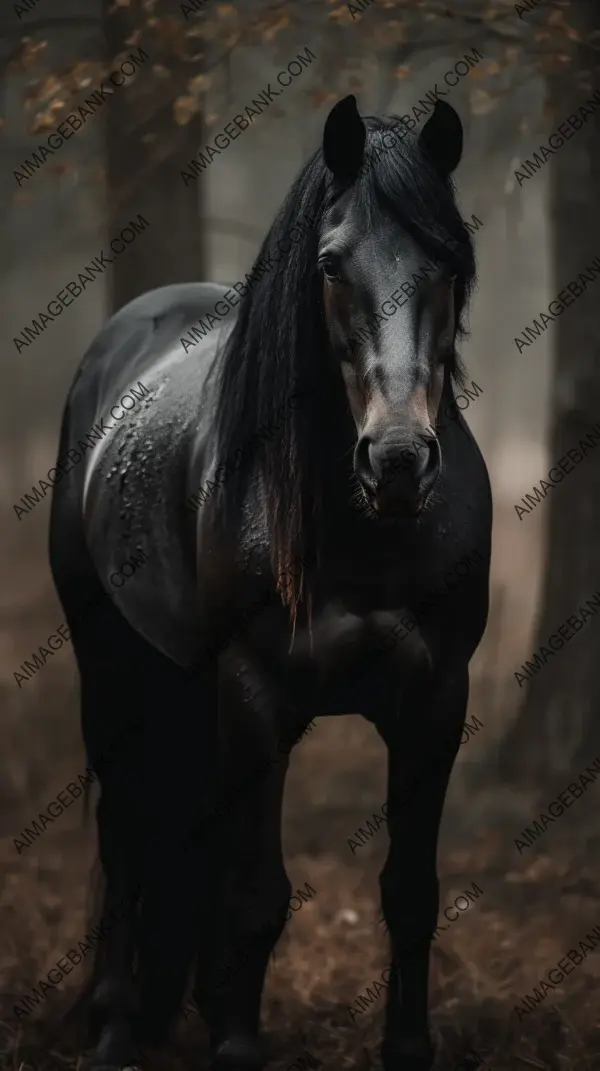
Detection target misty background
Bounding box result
[1,1,599,1069]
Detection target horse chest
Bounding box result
[283,599,433,688]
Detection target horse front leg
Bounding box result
[377,667,469,1071]
[193,650,296,1071]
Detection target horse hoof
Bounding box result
[81,1040,146,1071]
[381,1035,435,1070]
[210,1034,266,1070]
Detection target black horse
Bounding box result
[49,95,491,1071]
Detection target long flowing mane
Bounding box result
[212,112,477,623]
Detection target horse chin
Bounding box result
[355,490,422,523]
[373,496,423,522]
[354,477,425,522]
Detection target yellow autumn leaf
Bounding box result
[38,74,63,102]
[482,60,501,77]
[328,5,354,21]
[548,8,579,39]
[30,99,66,134]
[69,61,95,90]
[173,94,201,126]
[19,38,48,71]
[372,21,406,50]
[188,73,210,93]
[394,65,411,80]
[308,87,339,108]
[263,15,292,42]
[29,115,55,135]
[382,17,407,32]
[470,88,497,117]
[192,18,220,41]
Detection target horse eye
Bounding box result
[321,256,342,282]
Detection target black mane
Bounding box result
[213,112,477,616]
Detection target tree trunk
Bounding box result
[499,28,600,783]
[103,0,206,312]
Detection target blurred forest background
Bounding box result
[1,0,600,1069]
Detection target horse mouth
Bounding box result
[357,486,425,521]
[380,502,423,521]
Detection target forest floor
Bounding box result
[1,533,599,1071]
[2,691,600,1071]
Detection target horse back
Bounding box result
[50,282,237,666]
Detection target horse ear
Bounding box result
[418,100,463,179]
[323,94,366,183]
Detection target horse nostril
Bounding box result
[355,432,440,511]
[355,434,377,489]
[419,439,441,493]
